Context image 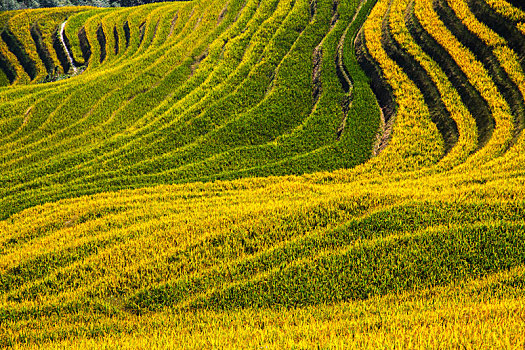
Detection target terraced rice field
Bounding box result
[1,0,525,348]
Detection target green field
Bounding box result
[1,0,525,348]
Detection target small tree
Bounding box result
[0,0,23,11]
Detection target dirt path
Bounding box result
[59,21,78,74]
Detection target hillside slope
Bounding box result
[0,0,379,219]
[1,0,176,11]
[1,0,525,348]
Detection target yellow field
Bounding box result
[1,0,525,347]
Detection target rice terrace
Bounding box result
[0,0,525,347]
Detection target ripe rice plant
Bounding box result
[485,0,525,21]
[415,0,515,168]
[1,0,525,347]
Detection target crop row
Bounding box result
[391,0,478,169]
[2,268,525,348]
[437,0,522,152]
[1,172,525,327]
[0,0,380,219]
[485,0,525,21]
[358,0,444,173]
[0,0,286,212]
[1,0,525,346]
[2,0,524,202]
[0,7,92,84]
[353,0,525,175]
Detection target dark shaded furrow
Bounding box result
[53,26,72,73]
[123,20,131,48]
[470,0,525,62]
[1,28,37,80]
[335,47,350,93]
[469,1,525,132]
[113,26,119,55]
[168,13,179,37]
[218,3,228,23]
[0,51,16,83]
[96,24,107,63]
[78,26,92,64]
[330,0,339,27]
[406,4,494,149]
[355,29,395,152]
[434,0,525,142]
[61,26,82,67]
[312,46,322,103]
[309,0,317,21]
[354,31,395,123]
[382,2,458,154]
[30,23,54,74]
[506,0,525,11]
[138,21,146,46]
[335,49,350,140]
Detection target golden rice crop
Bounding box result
[1,0,525,347]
